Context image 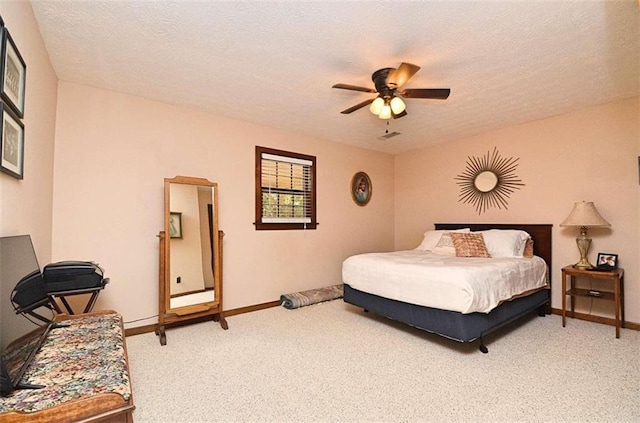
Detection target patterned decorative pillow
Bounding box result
[523,237,534,258]
[416,228,470,251]
[450,233,491,258]
[431,232,457,255]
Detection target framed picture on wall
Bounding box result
[169,212,182,239]
[351,171,372,206]
[0,103,24,179]
[0,28,26,118]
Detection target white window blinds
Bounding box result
[260,152,313,224]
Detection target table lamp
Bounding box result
[560,201,611,268]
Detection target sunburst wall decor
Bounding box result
[454,147,525,215]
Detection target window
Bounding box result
[255,146,316,230]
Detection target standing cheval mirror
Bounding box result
[157,176,227,346]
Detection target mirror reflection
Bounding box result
[474,171,498,193]
[168,183,216,310]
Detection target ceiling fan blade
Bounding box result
[401,88,451,99]
[332,83,377,93]
[387,62,421,88]
[392,109,407,119]
[340,98,375,114]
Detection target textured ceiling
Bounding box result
[31,1,639,155]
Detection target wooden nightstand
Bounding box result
[561,265,625,338]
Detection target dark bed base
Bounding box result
[344,223,553,353]
[344,284,550,353]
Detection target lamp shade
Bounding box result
[369,97,384,115]
[389,96,406,114]
[560,201,610,228]
[378,104,392,120]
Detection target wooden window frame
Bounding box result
[255,146,317,231]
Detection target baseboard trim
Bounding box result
[125,324,157,337]
[550,307,640,331]
[124,300,281,337]
[126,304,638,337]
[224,300,281,317]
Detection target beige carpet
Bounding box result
[126,300,640,422]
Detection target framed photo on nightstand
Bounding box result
[596,253,618,270]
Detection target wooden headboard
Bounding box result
[434,223,553,278]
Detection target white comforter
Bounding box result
[342,250,548,314]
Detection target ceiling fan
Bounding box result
[332,62,450,119]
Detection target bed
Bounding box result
[343,223,552,353]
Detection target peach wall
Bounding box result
[395,97,640,323]
[52,82,395,329]
[0,3,57,263]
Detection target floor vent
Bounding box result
[379,131,401,140]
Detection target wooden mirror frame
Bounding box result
[156,175,227,346]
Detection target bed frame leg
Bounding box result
[479,338,488,354]
[538,302,551,316]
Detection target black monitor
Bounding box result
[0,235,54,396]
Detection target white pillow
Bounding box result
[478,229,530,258]
[416,228,470,253]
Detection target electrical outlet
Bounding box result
[177,276,181,284]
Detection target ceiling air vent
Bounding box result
[379,131,401,140]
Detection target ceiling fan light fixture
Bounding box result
[369,97,384,115]
[390,96,406,114]
[378,104,392,120]
[332,62,451,117]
